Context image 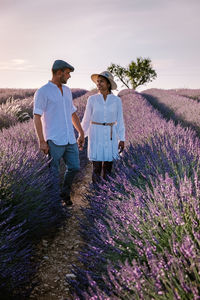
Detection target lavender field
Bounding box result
[71,89,200,299]
[0,88,200,299]
[142,88,200,135]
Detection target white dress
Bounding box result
[81,93,125,161]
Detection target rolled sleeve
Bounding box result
[33,89,47,116]
[33,108,43,115]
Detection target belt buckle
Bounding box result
[102,122,106,126]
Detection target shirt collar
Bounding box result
[48,80,65,88]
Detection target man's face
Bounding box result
[60,68,71,84]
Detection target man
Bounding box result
[33,59,84,206]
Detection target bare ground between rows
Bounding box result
[30,162,93,300]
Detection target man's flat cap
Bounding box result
[52,60,74,71]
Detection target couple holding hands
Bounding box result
[33,59,125,206]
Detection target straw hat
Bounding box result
[91,71,117,90]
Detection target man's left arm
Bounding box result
[72,112,85,150]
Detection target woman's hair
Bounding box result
[99,75,112,93]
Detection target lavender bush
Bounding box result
[71,90,200,299]
[142,88,200,135]
[0,88,36,105]
[72,88,88,99]
[0,206,34,298]
[168,88,200,101]
[0,121,65,297]
[0,97,31,130]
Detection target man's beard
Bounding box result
[60,76,67,84]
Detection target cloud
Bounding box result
[0,59,34,71]
[11,59,26,65]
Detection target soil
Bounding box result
[30,162,92,300]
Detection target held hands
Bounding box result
[77,133,85,151]
[39,141,49,155]
[118,141,125,154]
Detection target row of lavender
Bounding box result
[0,88,88,105]
[141,88,200,136]
[71,89,200,299]
[0,88,88,130]
[0,89,90,298]
[169,88,200,101]
[0,88,36,104]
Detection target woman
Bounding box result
[81,71,125,183]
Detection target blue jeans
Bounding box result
[47,140,80,197]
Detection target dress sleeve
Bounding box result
[33,89,47,116]
[81,96,93,137]
[116,97,125,141]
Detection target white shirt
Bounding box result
[33,81,77,145]
[81,93,125,161]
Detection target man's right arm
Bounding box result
[33,114,49,154]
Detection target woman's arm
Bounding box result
[81,96,93,137]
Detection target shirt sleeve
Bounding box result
[81,96,93,137]
[116,97,125,141]
[33,89,47,116]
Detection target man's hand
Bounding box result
[39,141,49,155]
[77,134,85,151]
[118,141,125,154]
[72,112,85,150]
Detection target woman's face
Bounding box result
[96,76,110,93]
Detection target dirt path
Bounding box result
[30,162,92,300]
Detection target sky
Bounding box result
[0,0,200,92]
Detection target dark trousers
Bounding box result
[92,161,113,183]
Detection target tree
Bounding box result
[108,57,157,90]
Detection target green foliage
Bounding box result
[108,57,157,90]
[107,64,130,88]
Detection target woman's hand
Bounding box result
[118,141,125,153]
